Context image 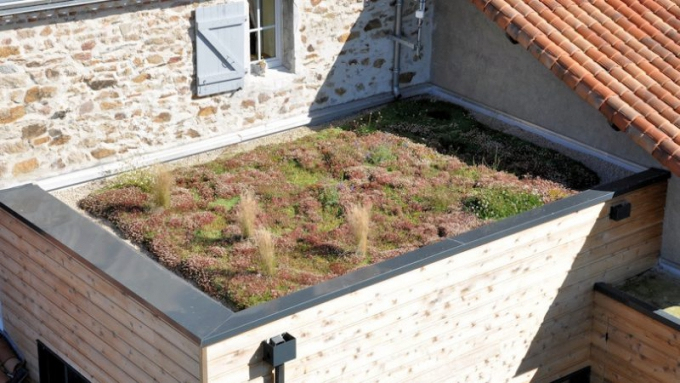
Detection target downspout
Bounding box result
[262,333,296,383]
[392,0,404,99]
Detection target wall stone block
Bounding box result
[0,106,25,125]
[86,78,117,90]
[21,123,47,139]
[12,158,38,175]
[33,137,50,146]
[0,74,32,88]
[0,46,19,58]
[91,148,116,159]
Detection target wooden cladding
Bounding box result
[591,291,680,382]
[0,209,202,382]
[203,181,667,381]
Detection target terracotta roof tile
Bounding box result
[657,137,680,157]
[626,123,659,153]
[586,83,614,109]
[473,0,680,175]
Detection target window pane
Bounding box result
[250,31,260,61]
[247,0,259,29]
[262,0,275,27]
[261,28,276,59]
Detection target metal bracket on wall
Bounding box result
[389,35,416,50]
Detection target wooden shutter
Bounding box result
[195,2,248,96]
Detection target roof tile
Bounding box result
[626,121,659,153]
[657,137,680,157]
[473,0,680,174]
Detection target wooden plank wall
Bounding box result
[0,209,202,382]
[591,292,680,382]
[203,182,667,382]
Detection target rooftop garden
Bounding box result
[78,99,599,310]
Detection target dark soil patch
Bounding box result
[79,99,599,310]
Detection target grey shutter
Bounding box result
[195,2,248,96]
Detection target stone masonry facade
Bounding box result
[0,0,431,187]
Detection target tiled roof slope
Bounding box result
[471,0,680,175]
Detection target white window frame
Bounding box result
[248,0,282,68]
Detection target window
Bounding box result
[38,341,89,383]
[196,0,297,95]
[248,0,281,67]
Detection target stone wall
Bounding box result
[0,0,431,187]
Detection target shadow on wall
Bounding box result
[514,180,664,382]
[303,0,430,112]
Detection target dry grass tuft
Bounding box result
[253,229,276,277]
[152,166,174,209]
[346,202,371,258]
[236,190,259,239]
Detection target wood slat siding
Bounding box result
[203,182,667,382]
[0,209,202,382]
[591,292,680,382]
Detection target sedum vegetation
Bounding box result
[79,99,598,310]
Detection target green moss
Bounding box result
[317,212,344,233]
[463,188,542,220]
[366,144,396,165]
[105,169,155,193]
[195,229,222,241]
[318,184,341,213]
[422,187,458,213]
[194,216,226,242]
[208,197,241,211]
[207,162,227,174]
[280,160,322,187]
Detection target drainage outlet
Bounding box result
[609,201,631,221]
[262,333,296,367]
